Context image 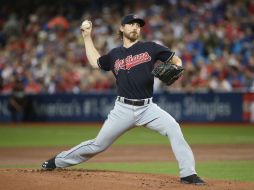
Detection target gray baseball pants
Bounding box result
[55,97,196,177]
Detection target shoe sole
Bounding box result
[181,180,206,185]
[41,167,55,171]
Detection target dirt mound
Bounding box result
[1,145,254,190]
[0,169,253,190]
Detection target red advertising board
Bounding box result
[243,93,254,122]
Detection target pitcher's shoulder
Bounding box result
[140,41,162,47]
[139,41,152,45]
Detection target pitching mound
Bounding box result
[1,168,254,190]
[1,145,254,190]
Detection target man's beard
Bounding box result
[123,31,139,42]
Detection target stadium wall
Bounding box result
[0,92,250,123]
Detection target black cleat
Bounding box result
[180,174,206,185]
[41,157,56,171]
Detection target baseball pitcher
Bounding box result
[42,14,205,185]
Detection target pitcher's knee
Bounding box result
[157,120,180,137]
[93,144,108,154]
[165,120,184,138]
[77,139,108,155]
[92,139,112,154]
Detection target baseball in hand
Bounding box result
[81,20,91,31]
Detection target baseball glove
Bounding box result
[152,62,184,86]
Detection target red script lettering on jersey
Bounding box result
[114,52,151,74]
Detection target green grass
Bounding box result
[76,160,254,182]
[0,125,254,147]
[0,124,254,182]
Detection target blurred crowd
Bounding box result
[0,0,254,94]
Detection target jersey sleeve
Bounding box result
[97,54,111,71]
[151,42,175,62]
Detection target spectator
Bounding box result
[7,78,27,122]
[0,0,253,94]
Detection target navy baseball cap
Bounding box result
[121,14,145,27]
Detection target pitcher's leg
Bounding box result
[55,102,135,168]
[141,103,196,177]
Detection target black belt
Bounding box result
[117,97,150,106]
